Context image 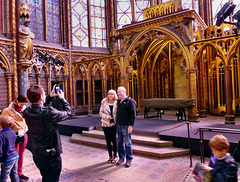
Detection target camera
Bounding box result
[36,50,65,66]
[55,84,60,94]
[45,148,56,156]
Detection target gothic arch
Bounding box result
[124,27,191,71]
[0,50,12,72]
[54,54,68,75]
[194,42,225,65]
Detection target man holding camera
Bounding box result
[23,84,72,182]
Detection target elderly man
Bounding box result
[115,86,137,168]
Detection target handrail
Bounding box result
[199,127,240,163]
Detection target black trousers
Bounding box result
[103,125,117,158]
[33,155,62,182]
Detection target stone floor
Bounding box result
[5,112,240,181]
[21,135,200,182]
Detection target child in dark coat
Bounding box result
[0,115,19,182]
[201,134,238,182]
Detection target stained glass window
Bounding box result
[117,0,132,28]
[182,0,199,14]
[161,0,171,3]
[47,0,60,43]
[135,0,150,21]
[233,0,240,14]
[90,0,106,48]
[212,0,229,25]
[71,0,89,47]
[29,0,44,40]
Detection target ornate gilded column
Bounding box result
[63,75,68,101]
[102,74,107,98]
[224,65,234,124]
[87,77,92,116]
[187,68,199,122]
[198,58,207,117]
[36,73,41,85]
[5,72,13,104]
[17,61,31,95]
[83,77,85,106]
[92,78,95,105]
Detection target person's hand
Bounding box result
[128,125,133,133]
[108,116,113,119]
[50,85,58,98]
[200,164,212,172]
[57,89,64,100]
[101,98,107,105]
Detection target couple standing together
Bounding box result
[99,86,137,168]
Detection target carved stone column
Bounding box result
[198,58,207,117]
[224,65,234,124]
[5,72,13,104]
[17,61,31,96]
[92,78,95,105]
[102,74,107,98]
[187,69,199,122]
[83,77,86,106]
[36,73,41,85]
[63,75,69,102]
[87,78,92,116]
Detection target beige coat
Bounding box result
[99,100,117,127]
[1,102,28,133]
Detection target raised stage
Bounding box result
[58,113,240,161]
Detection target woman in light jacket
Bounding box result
[99,89,118,163]
[1,95,29,181]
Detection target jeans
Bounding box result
[33,155,62,182]
[117,125,133,162]
[0,159,19,182]
[103,125,117,158]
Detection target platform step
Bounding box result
[95,126,159,137]
[82,130,173,148]
[71,133,189,159]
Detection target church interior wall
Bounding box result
[0,1,240,122]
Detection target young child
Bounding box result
[201,134,238,182]
[0,115,19,182]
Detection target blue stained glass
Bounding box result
[29,0,44,40]
[47,0,60,43]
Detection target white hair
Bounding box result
[117,86,126,92]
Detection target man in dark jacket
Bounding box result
[23,84,72,182]
[116,86,136,168]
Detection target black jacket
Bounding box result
[209,154,238,182]
[23,98,72,160]
[116,96,136,126]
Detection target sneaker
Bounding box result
[19,174,29,181]
[125,161,131,168]
[116,159,124,166]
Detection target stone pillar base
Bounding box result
[225,115,235,124]
[88,110,93,116]
[198,110,207,118]
[188,114,199,122]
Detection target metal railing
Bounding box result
[199,127,240,163]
